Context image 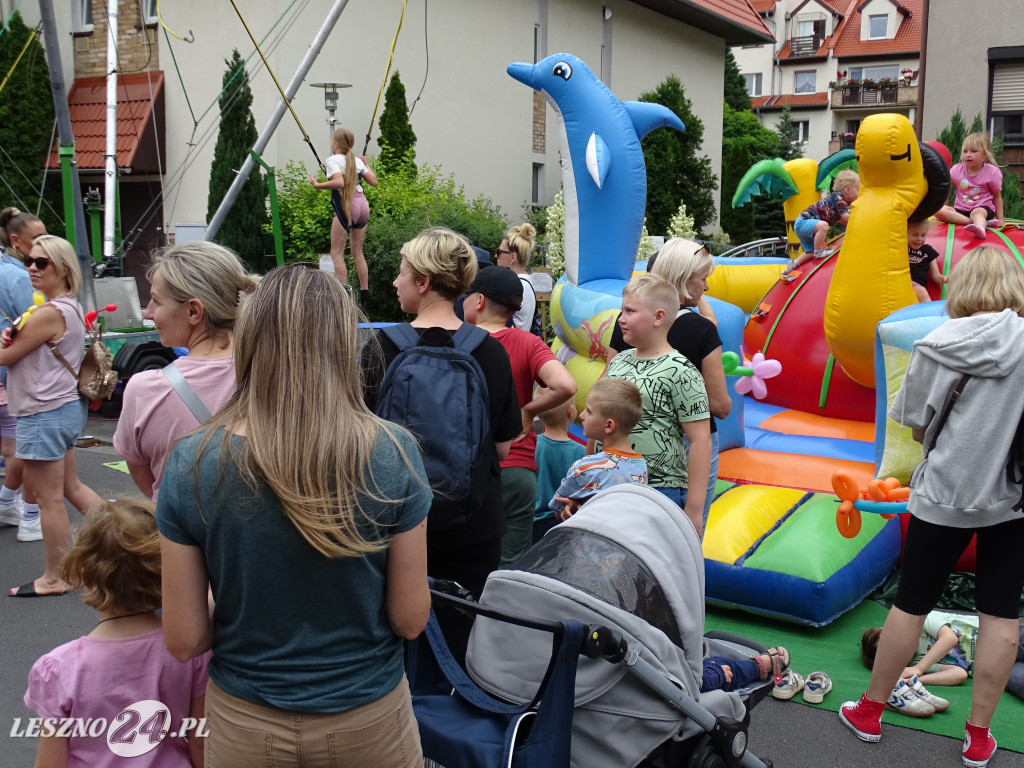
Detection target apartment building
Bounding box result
[733,0,922,160]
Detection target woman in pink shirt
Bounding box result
[113,242,257,498]
[1,235,102,597]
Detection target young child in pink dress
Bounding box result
[935,132,1004,239]
[24,499,210,768]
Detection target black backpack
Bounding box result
[374,324,492,522]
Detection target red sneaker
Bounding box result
[963,721,997,768]
[839,695,883,743]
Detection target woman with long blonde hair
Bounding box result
[308,127,379,309]
[158,265,430,766]
[1,235,101,597]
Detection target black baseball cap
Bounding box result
[466,266,523,311]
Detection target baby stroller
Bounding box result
[409,484,774,768]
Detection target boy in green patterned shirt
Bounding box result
[605,273,711,536]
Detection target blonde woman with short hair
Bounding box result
[113,241,258,497]
[841,247,1024,765]
[368,227,521,662]
[1,235,102,597]
[159,265,431,767]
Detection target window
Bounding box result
[744,73,763,97]
[868,15,887,40]
[72,0,93,34]
[846,119,861,133]
[532,164,544,205]
[796,19,825,38]
[141,0,158,25]
[795,121,810,142]
[794,71,816,94]
[848,65,899,82]
[990,60,1024,146]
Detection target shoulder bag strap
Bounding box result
[162,361,212,423]
[47,298,89,381]
[925,373,971,454]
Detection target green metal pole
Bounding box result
[58,145,76,246]
[249,149,284,266]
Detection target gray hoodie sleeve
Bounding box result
[889,349,940,432]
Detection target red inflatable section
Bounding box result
[743,223,1024,423]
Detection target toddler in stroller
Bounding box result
[411,484,776,768]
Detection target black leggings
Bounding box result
[895,515,1024,619]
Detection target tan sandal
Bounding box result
[751,646,791,685]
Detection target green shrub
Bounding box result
[275,153,508,320]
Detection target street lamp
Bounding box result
[310,81,352,137]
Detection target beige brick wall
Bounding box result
[532,91,545,154]
[74,0,159,79]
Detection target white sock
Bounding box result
[22,502,39,523]
[0,485,17,504]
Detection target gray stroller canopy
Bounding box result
[468,484,745,768]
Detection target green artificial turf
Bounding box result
[705,600,1024,752]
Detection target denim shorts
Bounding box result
[793,216,821,253]
[0,403,16,440]
[15,398,86,461]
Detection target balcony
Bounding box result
[831,82,918,109]
[788,34,823,57]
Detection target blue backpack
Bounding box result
[375,324,492,521]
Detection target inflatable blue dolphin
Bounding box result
[507,53,685,285]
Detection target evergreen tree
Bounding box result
[0,13,60,235]
[639,76,717,234]
[722,104,783,241]
[724,51,750,112]
[775,106,804,160]
[207,49,270,270]
[377,72,416,176]
[720,142,755,244]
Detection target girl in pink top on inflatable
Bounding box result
[935,132,1004,238]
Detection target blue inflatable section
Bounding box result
[744,427,874,463]
[705,515,902,627]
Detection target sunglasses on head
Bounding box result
[494,248,514,257]
[22,255,52,270]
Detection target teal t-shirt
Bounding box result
[605,349,709,487]
[156,425,431,713]
[534,434,586,521]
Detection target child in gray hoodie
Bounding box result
[840,246,1024,768]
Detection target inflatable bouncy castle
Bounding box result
[510,59,1018,625]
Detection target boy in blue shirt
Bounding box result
[783,169,860,281]
[552,377,647,520]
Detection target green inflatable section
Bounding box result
[744,493,889,582]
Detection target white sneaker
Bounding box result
[0,496,23,526]
[907,674,950,712]
[886,677,935,717]
[17,515,42,542]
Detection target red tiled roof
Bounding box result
[47,72,164,170]
[751,92,831,109]
[832,0,922,57]
[750,0,776,12]
[686,0,774,40]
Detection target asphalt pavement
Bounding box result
[1,413,1023,767]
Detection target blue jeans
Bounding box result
[685,430,720,534]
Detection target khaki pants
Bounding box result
[204,675,422,767]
